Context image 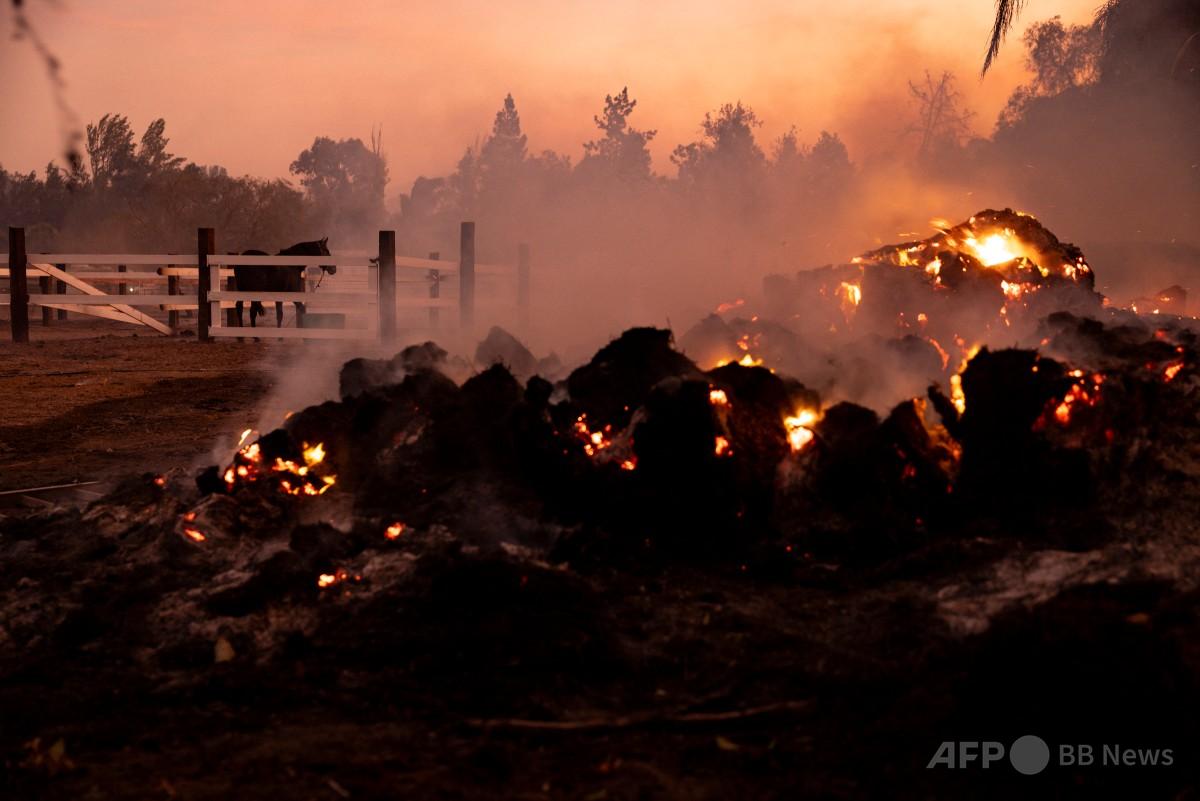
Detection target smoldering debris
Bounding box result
[5,232,1200,797]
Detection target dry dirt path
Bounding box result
[0,334,279,491]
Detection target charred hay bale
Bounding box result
[877,399,958,513]
[708,365,796,466]
[475,326,537,378]
[430,364,524,471]
[678,313,738,369]
[949,348,1093,513]
[776,399,957,558]
[630,377,739,547]
[338,341,448,399]
[566,327,702,429]
[287,369,459,488]
[801,402,885,512]
[1039,311,1183,368]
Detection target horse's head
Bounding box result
[281,237,336,275]
[317,237,335,275]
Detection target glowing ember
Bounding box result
[1000,280,1026,300]
[153,475,166,487]
[303,442,326,465]
[573,414,613,457]
[620,458,637,471]
[714,436,733,457]
[949,374,966,415]
[965,231,1020,266]
[1164,361,1184,382]
[182,527,206,543]
[715,298,745,314]
[222,434,337,497]
[836,281,862,317]
[385,522,406,540]
[716,352,766,369]
[316,568,359,589]
[1052,372,1103,425]
[709,388,729,406]
[784,409,818,452]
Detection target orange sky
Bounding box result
[0,1,1098,193]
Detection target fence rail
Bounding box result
[3,223,529,344]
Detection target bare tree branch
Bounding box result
[9,0,83,171]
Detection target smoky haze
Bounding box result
[2,0,1198,409]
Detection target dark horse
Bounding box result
[233,238,336,328]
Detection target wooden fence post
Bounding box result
[55,266,66,320]
[459,221,475,331]
[167,265,179,331]
[197,227,215,341]
[378,230,397,344]
[428,251,440,331]
[117,263,127,296]
[225,269,238,328]
[8,227,29,343]
[517,243,530,329]
[39,276,52,326]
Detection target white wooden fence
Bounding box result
[1,224,530,344]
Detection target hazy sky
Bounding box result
[1,1,1097,193]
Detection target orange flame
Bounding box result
[784,409,818,452]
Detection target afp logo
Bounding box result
[927,735,1051,775]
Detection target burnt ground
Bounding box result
[2,325,1200,800]
[0,331,275,492]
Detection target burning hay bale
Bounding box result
[761,209,1104,388]
[565,327,704,429]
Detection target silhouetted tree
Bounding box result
[479,94,528,197]
[85,114,138,191]
[672,102,765,189]
[137,119,185,175]
[579,87,657,182]
[290,136,388,235]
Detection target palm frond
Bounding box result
[982,0,1029,75]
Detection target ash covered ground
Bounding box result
[3,215,1200,799]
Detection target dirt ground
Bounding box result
[0,319,278,492]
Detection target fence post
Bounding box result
[197,227,215,341]
[39,276,52,326]
[378,230,396,344]
[459,221,475,331]
[167,266,179,331]
[55,266,66,320]
[428,251,440,331]
[225,270,238,328]
[7,227,29,343]
[517,243,530,330]
[117,263,127,296]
